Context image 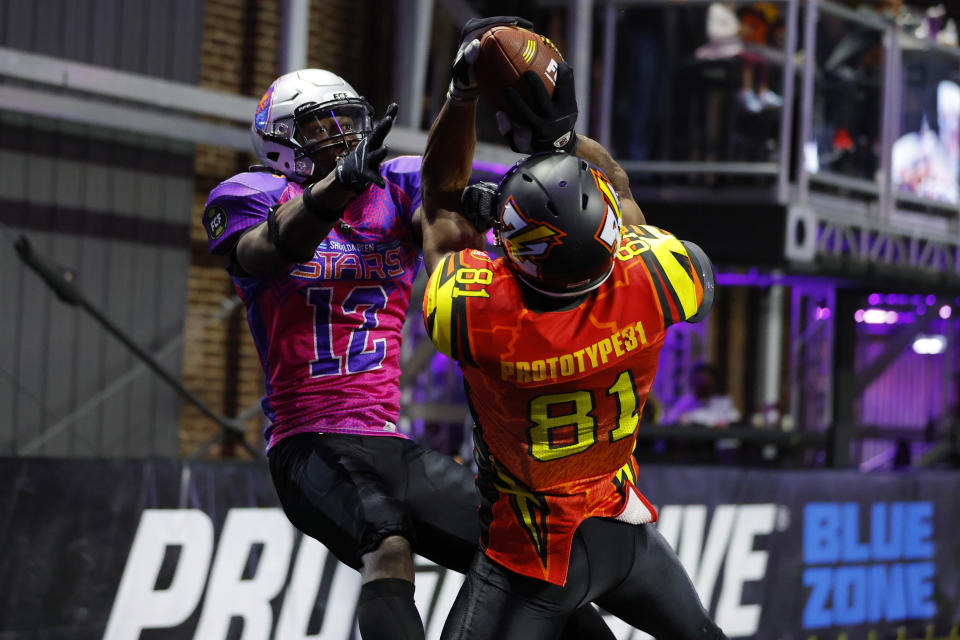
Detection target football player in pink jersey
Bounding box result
[201,17,617,640]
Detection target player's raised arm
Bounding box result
[498,58,645,226]
[421,18,532,274]
[574,134,646,226]
[421,98,483,275]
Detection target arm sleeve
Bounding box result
[380,155,423,214]
[380,155,508,221]
[423,250,484,366]
[679,239,716,323]
[627,225,716,326]
[203,175,287,256]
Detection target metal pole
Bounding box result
[797,0,819,203]
[787,286,804,427]
[760,273,786,426]
[878,26,900,223]
[598,2,618,149]
[280,0,309,74]
[393,0,434,129]
[822,285,836,430]
[12,235,261,458]
[568,0,594,135]
[777,0,800,204]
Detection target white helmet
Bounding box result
[251,69,375,183]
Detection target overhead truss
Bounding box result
[815,218,960,278]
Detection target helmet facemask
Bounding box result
[251,69,373,183]
[292,100,373,180]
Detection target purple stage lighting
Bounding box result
[856,308,899,324]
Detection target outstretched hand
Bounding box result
[498,61,578,153]
[448,16,535,103]
[336,103,398,191]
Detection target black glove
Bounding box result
[460,181,499,232]
[499,61,578,153]
[448,16,535,103]
[335,103,397,191]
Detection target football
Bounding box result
[472,26,564,116]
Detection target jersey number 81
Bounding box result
[527,370,640,462]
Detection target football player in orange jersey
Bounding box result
[419,63,726,639]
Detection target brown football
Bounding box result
[472,26,564,117]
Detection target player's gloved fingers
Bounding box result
[495,111,514,137]
[381,102,399,121]
[510,127,533,154]
[369,172,386,188]
[504,85,541,126]
[462,39,481,64]
[513,16,534,30]
[451,40,481,89]
[460,16,533,42]
[521,69,556,115]
[552,62,578,114]
[369,108,397,148]
[367,145,388,167]
[365,160,387,188]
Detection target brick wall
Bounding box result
[179,0,394,457]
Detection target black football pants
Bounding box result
[440,517,728,640]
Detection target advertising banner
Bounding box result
[0,458,957,640]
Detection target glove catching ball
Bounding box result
[472,26,564,117]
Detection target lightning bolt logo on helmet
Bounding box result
[499,195,566,280]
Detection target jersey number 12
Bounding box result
[307,285,387,376]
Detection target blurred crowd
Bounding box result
[611,0,960,190]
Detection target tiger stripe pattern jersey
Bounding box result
[423,225,713,585]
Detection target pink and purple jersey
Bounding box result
[203,157,424,450]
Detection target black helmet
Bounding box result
[494,152,622,297]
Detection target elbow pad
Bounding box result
[267,205,315,264]
[681,240,716,323]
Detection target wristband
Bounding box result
[301,182,344,222]
[267,206,314,264]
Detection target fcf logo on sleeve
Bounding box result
[203,206,227,240]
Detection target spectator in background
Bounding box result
[695,2,783,113]
[660,362,741,463]
[662,362,741,427]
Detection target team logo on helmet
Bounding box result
[253,84,275,133]
[499,196,566,280]
[590,168,622,250]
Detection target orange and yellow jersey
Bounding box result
[423,224,711,585]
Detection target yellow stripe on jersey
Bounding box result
[612,459,637,491]
[424,254,457,359]
[492,457,550,567]
[423,252,483,365]
[632,225,701,321]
